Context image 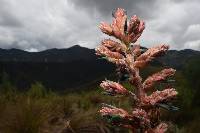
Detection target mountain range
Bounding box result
[0,45,199,91]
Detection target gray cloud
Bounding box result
[69,0,157,19]
[0,0,199,51]
[0,1,22,27]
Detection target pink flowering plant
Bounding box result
[96,8,178,133]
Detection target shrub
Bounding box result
[27,82,48,99]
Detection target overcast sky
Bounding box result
[0,0,199,52]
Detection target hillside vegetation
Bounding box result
[0,55,199,133]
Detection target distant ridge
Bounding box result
[0,45,96,62]
[0,45,199,63]
[0,45,199,91]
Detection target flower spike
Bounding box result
[96,8,178,132]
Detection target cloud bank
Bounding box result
[0,0,199,51]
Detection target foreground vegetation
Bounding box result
[0,80,198,133]
[0,57,199,133]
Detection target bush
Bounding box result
[27,82,48,99]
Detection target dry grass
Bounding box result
[0,82,197,133]
[0,89,121,133]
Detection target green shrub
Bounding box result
[27,82,48,99]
